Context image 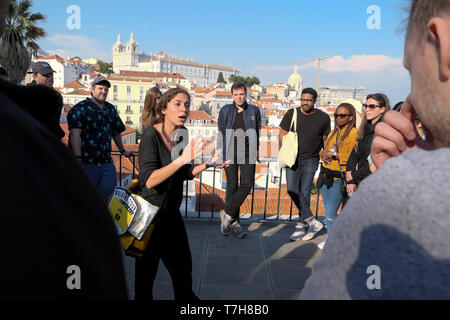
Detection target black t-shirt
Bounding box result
[280,108,331,161]
[138,126,195,210]
[0,90,128,299]
[232,109,250,157]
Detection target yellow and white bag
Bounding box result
[108,180,159,257]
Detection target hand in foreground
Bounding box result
[345,171,353,182]
[346,183,356,197]
[179,136,206,164]
[371,96,435,169]
[206,149,230,169]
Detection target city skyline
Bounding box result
[34,0,410,104]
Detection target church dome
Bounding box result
[288,66,302,85]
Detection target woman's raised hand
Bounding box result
[179,136,206,164]
[206,149,230,169]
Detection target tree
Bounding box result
[0,0,46,83]
[97,60,113,76]
[217,72,226,84]
[251,76,260,86]
[229,74,261,88]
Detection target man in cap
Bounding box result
[28,61,55,87]
[68,77,131,200]
[23,60,64,139]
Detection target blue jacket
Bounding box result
[218,102,261,162]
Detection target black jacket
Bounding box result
[346,120,376,185]
[218,101,261,162]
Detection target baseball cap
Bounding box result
[29,61,55,75]
[91,77,111,88]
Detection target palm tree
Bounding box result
[0,0,46,83]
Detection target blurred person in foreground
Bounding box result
[0,0,127,299]
[301,0,450,299]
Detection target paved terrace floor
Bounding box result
[122,216,327,300]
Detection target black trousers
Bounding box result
[224,162,256,220]
[134,208,198,301]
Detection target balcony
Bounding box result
[112,152,327,300]
[125,110,134,115]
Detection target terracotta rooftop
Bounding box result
[187,110,214,121]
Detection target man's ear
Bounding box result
[427,17,450,81]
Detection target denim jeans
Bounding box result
[285,157,319,225]
[321,179,343,232]
[83,162,117,198]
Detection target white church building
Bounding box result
[112,33,241,87]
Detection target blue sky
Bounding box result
[33,0,411,103]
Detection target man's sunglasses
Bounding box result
[363,104,380,110]
[334,113,351,119]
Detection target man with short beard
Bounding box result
[279,87,330,242]
[301,0,450,300]
[68,77,130,200]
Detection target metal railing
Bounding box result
[112,152,323,223]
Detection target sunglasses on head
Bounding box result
[334,113,351,119]
[363,104,380,110]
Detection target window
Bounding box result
[114,85,118,93]
[114,94,117,101]
[140,86,143,94]
[126,105,131,112]
[127,86,131,94]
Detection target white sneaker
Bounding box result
[317,239,326,250]
[220,210,232,235]
[302,219,324,241]
[290,223,307,241]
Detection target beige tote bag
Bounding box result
[278,108,298,168]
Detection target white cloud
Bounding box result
[320,55,405,73]
[252,55,407,74]
[42,33,112,61]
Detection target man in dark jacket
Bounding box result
[218,82,261,238]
